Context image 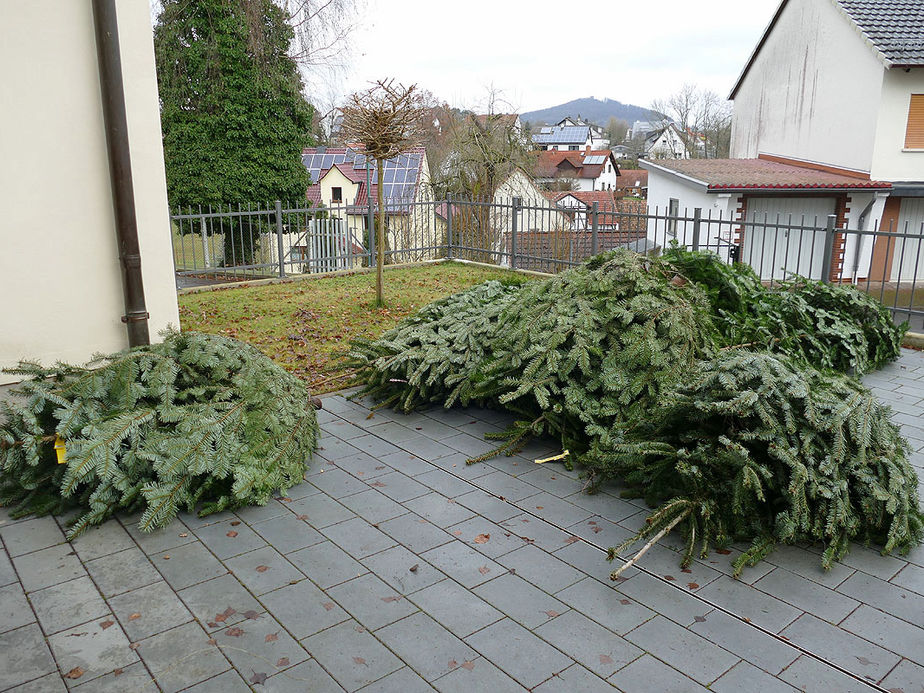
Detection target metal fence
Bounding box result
[170,197,923,330]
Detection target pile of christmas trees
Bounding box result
[0,331,318,538]
[348,249,921,573]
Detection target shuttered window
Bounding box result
[905,94,924,149]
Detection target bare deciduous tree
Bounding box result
[651,84,732,159]
[340,79,429,306]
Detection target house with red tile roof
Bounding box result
[643,0,924,282]
[532,149,621,192]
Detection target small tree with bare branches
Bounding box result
[340,80,428,307]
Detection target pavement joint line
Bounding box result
[334,399,899,693]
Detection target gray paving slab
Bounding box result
[122,516,196,555]
[454,488,522,523]
[214,612,309,680]
[12,543,85,592]
[754,567,861,623]
[473,573,568,629]
[287,492,355,528]
[497,544,585,594]
[608,654,710,692]
[30,575,109,635]
[778,654,876,693]
[465,618,573,689]
[178,573,264,633]
[152,540,227,591]
[0,582,33,633]
[840,604,924,665]
[250,512,326,554]
[553,539,629,583]
[338,489,409,525]
[879,658,924,693]
[194,518,266,559]
[530,663,614,693]
[624,616,740,685]
[287,539,367,589]
[377,512,452,554]
[836,570,924,625]
[68,520,136,562]
[262,658,344,693]
[420,540,505,588]
[358,666,435,692]
[327,572,418,630]
[0,516,64,557]
[377,450,434,477]
[376,612,478,681]
[408,578,504,638]
[335,451,394,480]
[432,657,525,693]
[302,619,404,692]
[415,468,478,498]
[322,517,397,559]
[135,622,229,693]
[0,623,58,690]
[47,616,139,686]
[9,673,68,692]
[447,515,528,558]
[70,661,157,692]
[687,608,800,676]
[261,577,351,639]
[404,493,476,528]
[695,575,803,633]
[361,544,444,595]
[310,467,369,499]
[554,576,654,635]
[85,546,161,598]
[476,471,540,502]
[109,581,193,641]
[616,572,710,628]
[181,669,251,692]
[232,498,289,525]
[710,661,798,693]
[534,609,641,678]
[520,491,595,527]
[891,562,924,595]
[501,513,572,552]
[780,613,901,681]
[368,470,431,503]
[0,549,15,587]
[224,546,305,595]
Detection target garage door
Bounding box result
[892,197,924,282]
[741,197,835,281]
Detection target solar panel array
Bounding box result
[583,155,606,165]
[301,149,422,207]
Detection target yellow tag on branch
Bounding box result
[54,436,67,464]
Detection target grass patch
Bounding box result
[178,262,532,393]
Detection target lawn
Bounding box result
[178,262,532,393]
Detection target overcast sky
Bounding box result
[340,0,782,113]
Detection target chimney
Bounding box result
[585,145,591,154]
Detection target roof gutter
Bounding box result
[92,0,150,347]
[705,185,892,195]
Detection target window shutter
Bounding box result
[905,94,924,149]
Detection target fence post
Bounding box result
[591,201,599,256]
[692,207,702,252]
[446,194,453,260]
[820,213,837,283]
[199,214,210,268]
[510,196,521,269]
[275,200,286,278]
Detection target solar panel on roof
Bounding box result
[583,155,606,165]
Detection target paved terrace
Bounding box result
[1,349,923,692]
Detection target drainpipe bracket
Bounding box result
[121,312,150,323]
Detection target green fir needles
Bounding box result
[593,351,923,577]
[349,248,917,571]
[0,331,318,538]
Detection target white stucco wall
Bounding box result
[0,1,179,384]
[642,164,740,254]
[730,0,885,173]
[871,68,924,182]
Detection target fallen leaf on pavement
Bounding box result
[226,627,244,637]
[214,607,236,622]
[409,564,419,573]
[249,672,268,685]
[322,602,336,611]
[473,534,490,544]
[226,530,238,538]
[99,620,114,630]
[276,657,289,667]
[599,654,614,665]
[478,566,491,575]
[113,668,123,676]
[461,661,475,671]
[64,667,85,679]
[244,610,260,620]
[129,613,141,621]
[544,610,560,618]
[448,659,459,670]
[256,565,269,573]
[353,657,367,666]
[687,583,699,590]
[230,521,241,526]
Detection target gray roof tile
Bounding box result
[836,0,924,65]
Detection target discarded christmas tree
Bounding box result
[0,331,319,538]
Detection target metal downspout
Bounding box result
[92,0,151,346]
[850,198,877,284]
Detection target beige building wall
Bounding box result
[0,1,179,384]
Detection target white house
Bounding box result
[644,0,924,282]
[533,149,622,191]
[532,125,609,151]
[642,123,694,160]
[1,1,179,384]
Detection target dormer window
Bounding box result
[331,186,343,204]
[904,94,924,149]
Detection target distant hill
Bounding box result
[521,97,656,127]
